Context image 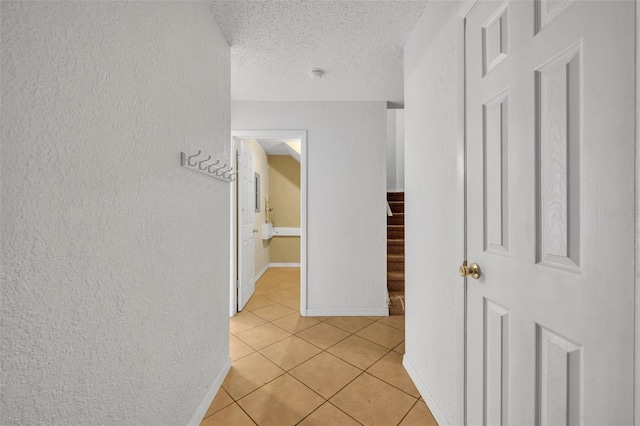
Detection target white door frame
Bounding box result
[454,2,479,425]
[229,130,308,317]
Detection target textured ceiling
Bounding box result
[209,0,428,104]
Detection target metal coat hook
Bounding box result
[198,156,212,170]
[215,164,227,176]
[223,168,235,179]
[187,150,201,166]
[181,150,233,184]
[207,159,221,173]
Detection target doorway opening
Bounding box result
[229,130,307,318]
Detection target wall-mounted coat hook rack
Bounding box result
[181,151,234,183]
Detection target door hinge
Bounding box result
[236,151,240,163]
[236,279,240,289]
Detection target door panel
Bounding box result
[536,325,581,425]
[238,140,255,311]
[536,44,581,271]
[483,89,509,255]
[465,1,635,424]
[484,299,509,425]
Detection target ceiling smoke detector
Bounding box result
[308,68,325,80]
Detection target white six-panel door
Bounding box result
[238,140,255,311]
[465,1,635,424]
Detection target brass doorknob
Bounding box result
[459,262,481,279]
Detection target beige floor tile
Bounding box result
[290,352,362,399]
[296,322,350,349]
[298,402,361,426]
[377,315,405,331]
[326,335,389,370]
[272,280,299,290]
[230,335,255,361]
[230,311,267,335]
[244,295,277,311]
[252,303,296,322]
[325,316,375,333]
[399,400,439,426]
[203,388,234,418]
[356,322,405,349]
[262,267,299,281]
[259,336,322,370]
[220,269,419,426]
[367,351,420,397]
[283,284,301,292]
[237,374,324,426]
[280,297,300,310]
[309,316,331,322]
[265,289,299,302]
[221,352,285,399]
[236,323,291,350]
[284,289,301,298]
[200,403,256,426]
[253,286,274,296]
[272,312,320,334]
[254,267,298,294]
[330,373,417,426]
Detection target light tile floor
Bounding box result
[201,268,439,426]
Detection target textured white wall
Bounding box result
[386,110,406,192]
[386,110,398,191]
[395,110,405,191]
[232,102,388,315]
[403,2,465,424]
[1,2,231,425]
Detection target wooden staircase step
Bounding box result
[387,192,405,316]
[387,270,405,280]
[387,239,404,255]
[387,192,405,202]
[387,271,405,291]
[387,255,405,272]
[387,225,404,229]
[387,226,404,240]
[387,213,405,225]
[388,281,404,292]
[388,201,404,214]
[388,263,404,272]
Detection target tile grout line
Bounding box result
[396,397,421,426]
[233,312,414,403]
[294,399,366,426]
[223,270,414,426]
[273,313,417,403]
[229,338,415,410]
[235,398,260,426]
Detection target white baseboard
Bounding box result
[269,262,301,267]
[188,356,232,426]
[254,263,269,283]
[402,354,449,426]
[305,307,389,317]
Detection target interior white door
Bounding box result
[238,140,255,311]
[465,1,635,424]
